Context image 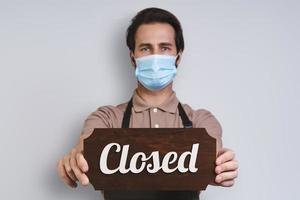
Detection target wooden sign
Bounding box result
[83,128,216,191]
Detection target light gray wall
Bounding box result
[1,0,299,199]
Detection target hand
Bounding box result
[210,147,239,187]
[57,145,89,188]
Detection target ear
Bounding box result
[129,51,136,68]
[175,50,183,68]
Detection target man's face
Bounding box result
[130,23,182,67]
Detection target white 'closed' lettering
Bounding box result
[99,143,199,174]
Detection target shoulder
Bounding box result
[181,103,219,123]
[83,101,128,128]
[181,103,223,149]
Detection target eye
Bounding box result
[162,47,170,51]
[141,47,149,52]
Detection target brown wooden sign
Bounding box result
[83,128,216,191]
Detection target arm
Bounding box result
[57,106,112,188]
[192,108,223,153]
[192,109,238,187]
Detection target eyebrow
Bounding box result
[159,42,173,47]
[138,43,152,48]
[138,42,173,48]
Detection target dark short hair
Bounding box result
[126,7,184,53]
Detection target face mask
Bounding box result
[134,54,178,91]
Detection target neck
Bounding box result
[136,82,174,107]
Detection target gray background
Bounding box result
[0,0,299,199]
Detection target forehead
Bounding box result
[135,23,176,45]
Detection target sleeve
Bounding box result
[80,106,116,195]
[192,108,223,153]
[80,105,115,138]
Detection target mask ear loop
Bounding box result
[175,53,180,68]
[131,52,137,68]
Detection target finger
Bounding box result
[216,149,235,165]
[63,155,78,182]
[70,151,89,186]
[215,170,238,183]
[217,147,228,157]
[219,180,235,187]
[57,159,77,188]
[215,160,239,174]
[76,152,89,173]
[209,179,218,186]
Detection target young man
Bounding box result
[57,7,239,200]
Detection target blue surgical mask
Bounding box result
[134,54,178,91]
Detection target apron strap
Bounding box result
[177,102,193,128]
[122,97,193,128]
[121,97,133,128]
